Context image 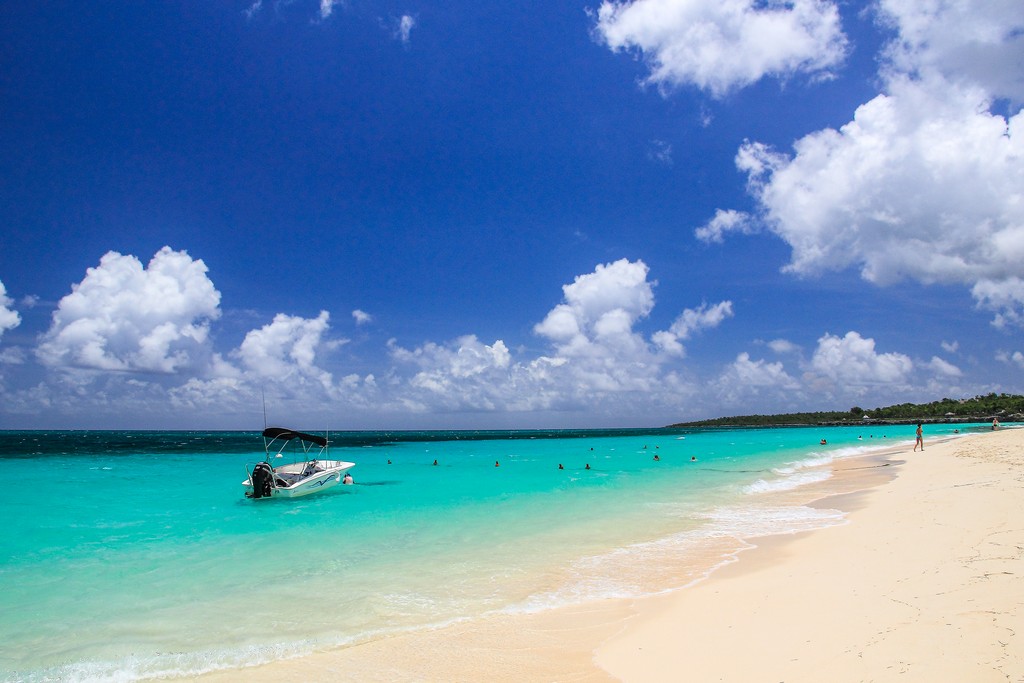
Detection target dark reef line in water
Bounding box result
[0,427,691,458]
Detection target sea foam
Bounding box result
[508,502,846,614]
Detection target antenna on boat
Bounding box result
[261,387,268,429]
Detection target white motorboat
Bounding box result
[243,427,355,499]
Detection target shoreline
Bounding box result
[597,427,1023,682]
[186,429,1024,681]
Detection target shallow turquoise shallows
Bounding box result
[0,424,977,682]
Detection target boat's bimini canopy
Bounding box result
[262,427,328,447]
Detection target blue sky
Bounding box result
[1,1,1022,429]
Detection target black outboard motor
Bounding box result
[250,462,275,499]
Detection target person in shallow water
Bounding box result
[343,472,353,485]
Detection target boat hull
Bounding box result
[243,461,355,499]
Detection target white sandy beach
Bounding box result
[597,426,1024,682]
[195,427,1024,682]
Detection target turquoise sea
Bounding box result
[0,424,981,682]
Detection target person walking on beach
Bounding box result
[914,423,924,451]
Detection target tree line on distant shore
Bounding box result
[670,393,1024,428]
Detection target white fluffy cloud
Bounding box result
[36,248,221,373]
[767,338,799,355]
[670,330,945,410]
[996,350,1024,370]
[971,277,1024,329]
[2,246,985,428]
[385,259,719,418]
[5,249,962,426]
[670,300,733,339]
[877,0,1024,101]
[654,300,734,356]
[391,259,673,414]
[695,209,754,243]
[388,336,513,411]
[594,0,847,97]
[26,255,721,423]
[0,280,21,341]
[532,259,671,396]
[532,259,731,380]
[809,331,913,388]
[737,77,1024,298]
[712,351,801,406]
[704,3,1024,326]
[391,335,511,380]
[236,310,336,389]
[167,310,356,418]
[927,356,962,378]
[534,258,655,357]
[729,352,797,387]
